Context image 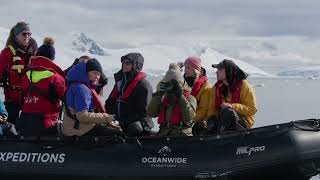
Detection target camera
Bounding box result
[164,80,175,94]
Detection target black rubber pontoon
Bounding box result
[0,119,320,180]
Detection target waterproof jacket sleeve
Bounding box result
[0,100,7,116]
[67,84,112,124]
[128,80,153,123]
[193,85,211,123]
[75,111,112,125]
[50,74,66,100]
[105,85,117,114]
[178,95,197,127]
[0,48,11,77]
[206,87,218,119]
[147,93,163,118]
[231,80,257,116]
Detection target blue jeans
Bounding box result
[0,123,12,136]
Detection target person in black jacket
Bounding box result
[105,53,154,137]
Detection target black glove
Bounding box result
[157,81,166,92]
[165,79,182,98]
[171,79,182,98]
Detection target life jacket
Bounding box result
[8,45,27,74]
[64,81,105,129]
[25,56,66,104]
[191,76,208,97]
[158,91,190,127]
[215,80,243,110]
[1,45,35,103]
[21,57,65,129]
[110,72,146,101]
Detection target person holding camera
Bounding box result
[148,63,197,137]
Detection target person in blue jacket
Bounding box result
[0,100,17,136]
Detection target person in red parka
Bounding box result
[18,37,65,136]
[0,22,38,124]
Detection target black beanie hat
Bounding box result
[86,58,103,74]
[36,37,55,60]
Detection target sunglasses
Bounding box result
[122,60,132,65]
[21,32,32,37]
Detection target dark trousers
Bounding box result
[17,113,57,136]
[123,121,144,137]
[192,108,247,136]
[85,124,125,137]
[4,102,22,125]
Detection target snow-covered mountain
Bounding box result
[72,33,108,56]
[0,27,273,78]
[278,66,320,79]
[196,47,274,77]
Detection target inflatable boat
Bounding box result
[0,119,320,180]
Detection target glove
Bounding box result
[157,81,166,92]
[171,79,182,98]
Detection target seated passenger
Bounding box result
[205,59,257,134]
[0,100,17,136]
[105,53,154,137]
[148,63,197,137]
[18,37,65,136]
[65,55,108,95]
[182,56,212,135]
[62,58,121,137]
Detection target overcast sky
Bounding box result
[1,0,319,69]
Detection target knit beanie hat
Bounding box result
[184,56,202,71]
[86,58,103,74]
[163,63,184,85]
[36,37,55,60]
[13,22,30,36]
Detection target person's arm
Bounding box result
[75,111,113,125]
[147,93,163,118]
[179,95,197,127]
[49,74,66,100]
[231,81,257,116]
[129,81,152,122]
[193,87,211,123]
[69,85,112,124]
[0,101,7,117]
[206,87,218,120]
[0,48,11,77]
[105,85,117,114]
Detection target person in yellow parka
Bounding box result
[182,56,212,135]
[205,59,257,134]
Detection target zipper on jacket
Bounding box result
[117,72,127,120]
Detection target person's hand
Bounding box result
[221,103,232,109]
[108,120,122,131]
[0,114,7,124]
[157,81,166,93]
[171,79,183,98]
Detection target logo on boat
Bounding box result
[158,146,172,155]
[141,146,188,168]
[0,152,66,164]
[236,146,265,156]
